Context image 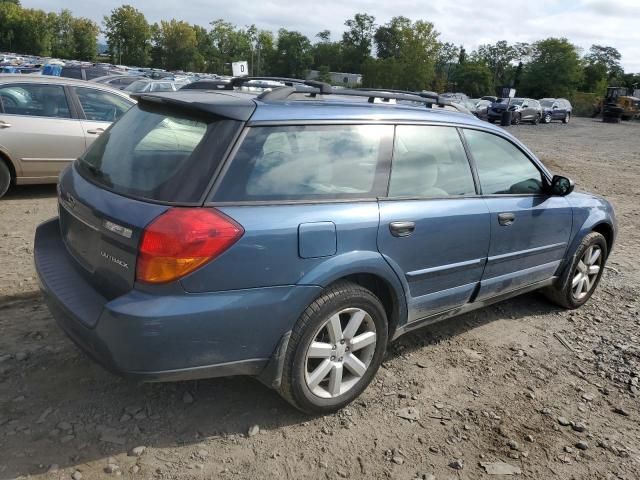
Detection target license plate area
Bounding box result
[59,202,100,273]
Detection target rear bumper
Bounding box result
[35,218,320,382]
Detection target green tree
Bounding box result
[103,5,151,65]
[452,61,493,97]
[255,29,275,75]
[0,1,21,51]
[341,13,375,72]
[51,9,75,59]
[208,19,254,75]
[152,20,200,71]
[582,45,624,93]
[71,17,99,60]
[312,30,343,72]
[473,40,519,89]
[272,29,312,78]
[521,38,583,98]
[364,17,440,91]
[0,0,21,4]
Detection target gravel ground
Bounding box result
[0,117,639,480]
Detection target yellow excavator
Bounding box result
[593,87,640,120]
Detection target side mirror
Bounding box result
[550,175,574,196]
[522,104,528,108]
[553,105,558,110]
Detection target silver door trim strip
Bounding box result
[406,257,485,280]
[487,242,566,264]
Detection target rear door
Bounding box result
[377,125,490,322]
[0,83,85,180]
[70,85,134,148]
[552,101,565,120]
[462,128,572,300]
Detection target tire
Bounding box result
[544,113,552,123]
[0,160,11,199]
[278,281,388,414]
[512,113,521,125]
[562,113,570,124]
[543,232,607,309]
[532,114,540,125]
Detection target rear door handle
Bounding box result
[0,120,11,129]
[389,221,415,237]
[498,212,516,226]
[86,128,105,135]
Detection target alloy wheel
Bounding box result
[304,308,377,399]
[545,114,552,123]
[572,245,602,300]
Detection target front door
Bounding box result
[377,125,490,322]
[0,83,85,181]
[462,128,572,301]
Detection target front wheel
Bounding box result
[543,232,607,309]
[544,113,552,123]
[278,281,388,414]
[0,160,11,199]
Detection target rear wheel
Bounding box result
[562,113,571,124]
[0,160,11,199]
[543,232,607,309]
[512,113,521,125]
[532,114,540,125]
[278,281,388,414]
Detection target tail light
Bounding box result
[136,208,244,284]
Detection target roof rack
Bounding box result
[224,76,469,114]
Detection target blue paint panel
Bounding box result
[476,260,560,301]
[182,202,381,292]
[477,196,572,298]
[377,198,491,320]
[298,222,337,258]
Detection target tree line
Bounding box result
[1,0,639,99]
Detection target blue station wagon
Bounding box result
[34,80,616,413]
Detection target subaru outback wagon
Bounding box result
[35,82,616,413]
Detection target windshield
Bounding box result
[124,81,151,93]
[76,103,241,203]
[540,100,555,107]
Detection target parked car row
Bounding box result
[0,75,135,197]
[469,97,573,125]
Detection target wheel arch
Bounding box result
[0,149,16,183]
[591,222,614,258]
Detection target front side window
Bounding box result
[0,84,71,118]
[73,87,133,122]
[464,129,544,195]
[214,124,393,201]
[389,125,476,197]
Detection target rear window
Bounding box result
[213,125,393,201]
[76,103,241,203]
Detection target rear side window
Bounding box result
[389,125,476,197]
[76,103,241,203]
[464,129,544,195]
[214,125,393,201]
[61,68,82,79]
[73,87,133,122]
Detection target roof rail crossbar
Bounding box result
[227,76,309,89]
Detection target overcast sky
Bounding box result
[25,0,640,72]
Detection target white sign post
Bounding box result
[232,61,249,77]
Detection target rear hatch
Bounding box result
[59,98,244,299]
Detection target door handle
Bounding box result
[389,221,415,237]
[86,128,104,135]
[0,121,11,129]
[498,212,516,226]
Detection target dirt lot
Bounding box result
[1,117,639,480]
